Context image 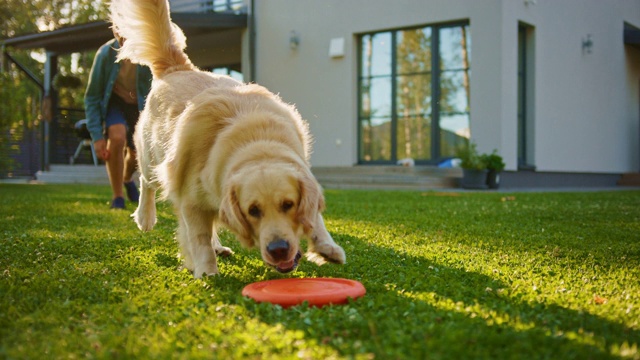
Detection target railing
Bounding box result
[170,0,247,14]
[0,107,86,178]
[51,108,93,166]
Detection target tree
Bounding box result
[396,28,432,160]
[0,0,107,176]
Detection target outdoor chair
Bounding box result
[70,119,98,166]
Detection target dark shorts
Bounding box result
[104,95,140,150]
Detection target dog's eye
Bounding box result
[281,200,294,212]
[248,204,262,218]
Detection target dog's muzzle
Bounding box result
[266,239,301,273]
[272,251,302,273]
[267,239,290,261]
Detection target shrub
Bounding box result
[482,150,505,172]
[456,142,486,170]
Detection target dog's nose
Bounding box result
[266,239,289,261]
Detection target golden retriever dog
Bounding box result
[110,0,346,278]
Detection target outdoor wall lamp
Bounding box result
[289,31,300,50]
[582,34,593,54]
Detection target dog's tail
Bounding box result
[110,0,194,77]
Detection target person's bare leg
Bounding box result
[123,147,137,183]
[106,124,127,200]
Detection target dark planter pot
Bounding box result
[487,170,501,189]
[461,169,488,189]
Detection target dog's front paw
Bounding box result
[306,243,346,266]
[178,252,194,273]
[214,245,234,257]
[132,207,156,232]
[193,263,219,278]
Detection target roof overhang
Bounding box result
[624,23,640,50]
[1,12,247,54]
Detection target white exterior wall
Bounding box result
[511,0,640,173]
[251,0,640,172]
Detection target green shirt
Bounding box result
[84,38,153,143]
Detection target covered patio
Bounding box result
[1,8,248,176]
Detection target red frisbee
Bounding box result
[242,278,366,308]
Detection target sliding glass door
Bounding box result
[358,22,471,164]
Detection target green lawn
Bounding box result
[1,184,639,359]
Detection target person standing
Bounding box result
[84,31,152,209]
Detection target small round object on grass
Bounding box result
[242,278,366,308]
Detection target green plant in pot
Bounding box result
[482,150,505,189]
[456,142,488,189]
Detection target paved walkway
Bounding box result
[2,176,638,193]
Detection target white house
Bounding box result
[237,0,640,185]
[4,0,640,187]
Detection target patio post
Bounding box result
[43,51,58,171]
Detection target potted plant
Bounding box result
[456,142,488,189]
[482,150,505,189]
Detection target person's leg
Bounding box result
[122,102,141,203]
[106,123,127,206]
[123,147,139,202]
[124,147,137,183]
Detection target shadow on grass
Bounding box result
[236,233,638,358]
[2,185,637,358]
[324,190,640,272]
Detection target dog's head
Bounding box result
[219,163,324,273]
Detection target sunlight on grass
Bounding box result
[1,184,639,359]
[397,289,608,351]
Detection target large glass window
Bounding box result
[439,26,471,158]
[396,28,432,161]
[360,33,392,161]
[212,66,243,82]
[212,0,245,12]
[358,23,470,164]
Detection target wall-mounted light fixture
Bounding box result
[582,34,593,54]
[289,31,300,50]
[524,0,536,6]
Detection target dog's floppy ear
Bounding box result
[219,185,253,248]
[296,169,325,235]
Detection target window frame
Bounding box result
[357,20,471,165]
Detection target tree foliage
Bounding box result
[1,0,107,175]
[1,0,108,38]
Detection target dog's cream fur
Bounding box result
[110,0,345,278]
